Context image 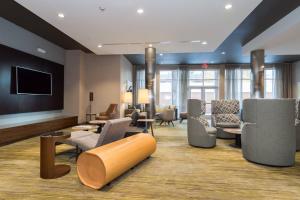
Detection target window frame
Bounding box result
[188,69,220,114]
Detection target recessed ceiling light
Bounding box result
[37,48,46,54]
[160,53,163,56]
[58,13,65,18]
[137,8,144,14]
[97,44,103,48]
[148,44,153,47]
[225,4,232,10]
[191,40,201,43]
[160,41,171,44]
[221,51,226,55]
[201,41,207,45]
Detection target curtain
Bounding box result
[267,63,293,98]
[281,63,293,98]
[178,66,188,113]
[225,66,242,101]
[133,66,145,105]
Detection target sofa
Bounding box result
[296,99,300,151]
[242,99,296,167]
[211,100,241,139]
[63,118,131,151]
[187,99,217,148]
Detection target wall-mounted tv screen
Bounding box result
[16,66,52,95]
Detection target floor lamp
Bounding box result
[138,88,150,113]
[123,91,133,109]
[138,89,150,132]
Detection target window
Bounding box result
[225,68,251,105]
[264,68,275,98]
[188,69,219,114]
[225,68,277,101]
[241,69,251,99]
[159,70,177,106]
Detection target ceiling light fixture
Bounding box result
[99,6,106,12]
[225,4,232,10]
[97,44,103,48]
[37,48,46,54]
[221,51,226,55]
[137,8,144,14]
[191,40,201,43]
[201,41,207,45]
[160,41,171,44]
[58,13,65,18]
[148,44,153,47]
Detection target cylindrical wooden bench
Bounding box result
[77,133,156,189]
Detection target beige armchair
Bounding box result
[159,109,175,126]
[96,104,118,120]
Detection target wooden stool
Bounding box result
[77,133,156,189]
[40,132,71,179]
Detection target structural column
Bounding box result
[145,47,156,118]
[250,49,265,98]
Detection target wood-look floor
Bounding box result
[0,122,300,200]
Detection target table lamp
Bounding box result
[123,91,133,109]
[138,88,150,112]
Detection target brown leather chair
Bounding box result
[96,104,118,120]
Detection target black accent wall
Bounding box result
[0,44,64,115]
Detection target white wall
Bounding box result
[84,54,121,120]
[120,55,133,117]
[292,61,300,98]
[0,18,65,126]
[63,50,85,123]
[63,52,133,122]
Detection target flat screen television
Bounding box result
[16,66,52,95]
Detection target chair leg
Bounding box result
[160,120,164,126]
[171,121,174,127]
[180,118,183,123]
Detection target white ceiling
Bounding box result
[243,6,300,56]
[16,0,262,55]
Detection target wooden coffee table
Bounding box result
[71,125,98,132]
[223,128,242,148]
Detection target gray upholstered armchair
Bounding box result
[187,99,217,148]
[296,99,300,151]
[242,99,296,167]
[63,118,132,151]
[211,100,241,139]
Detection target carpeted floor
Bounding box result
[0,121,300,200]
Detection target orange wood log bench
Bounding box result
[77,133,156,189]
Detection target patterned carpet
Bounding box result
[0,121,300,200]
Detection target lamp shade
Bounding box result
[123,92,133,103]
[138,89,150,104]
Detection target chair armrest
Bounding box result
[211,115,217,127]
[99,112,107,116]
[188,117,207,135]
[109,112,118,119]
[241,122,255,132]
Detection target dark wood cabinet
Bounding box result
[0,116,78,146]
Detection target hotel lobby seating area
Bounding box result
[1,0,300,199]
